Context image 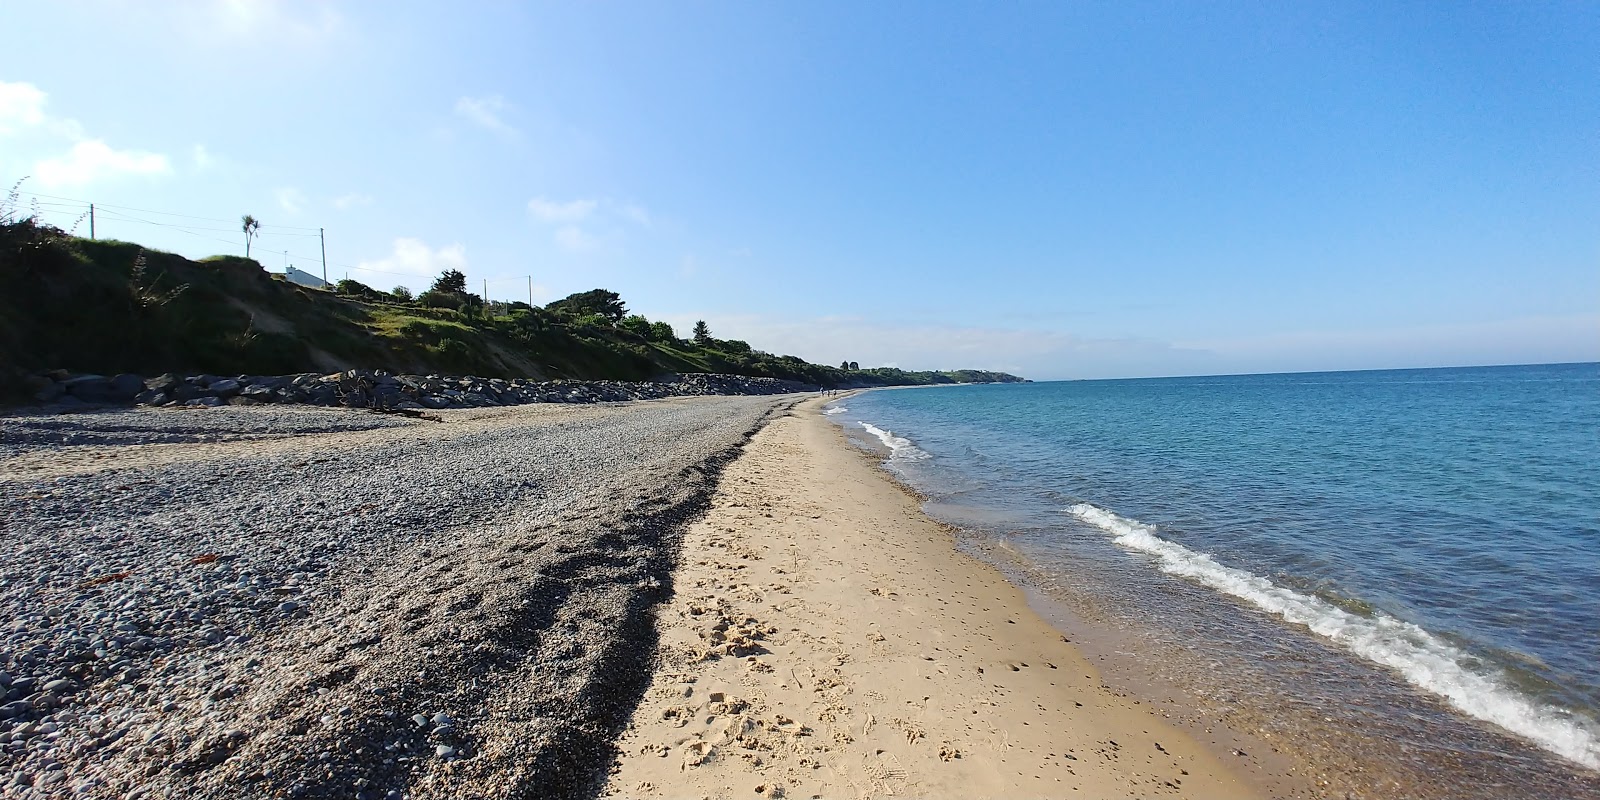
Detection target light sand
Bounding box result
[603,397,1262,799]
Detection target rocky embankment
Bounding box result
[0,396,799,798]
[20,370,815,411]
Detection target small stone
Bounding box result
[278,601,300,613]
[434,744,455,758]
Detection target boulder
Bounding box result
[61,375,112,401]
[31,380,64,404]
[145,373,183,393]
[109,373,145,401]
[207,379,241,396]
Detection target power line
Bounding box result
[92,207,321,237]
[17,190,321,231]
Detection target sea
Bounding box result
[825,363,1600,799]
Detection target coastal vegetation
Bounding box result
[0,211,1024,396]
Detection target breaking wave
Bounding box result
[1068,502,1600,770]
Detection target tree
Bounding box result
[546,289,627,322]
[841,360,850,370]
[431,269,468,295]
[391,286,414,302]
[619,314,653,339]
[241,215,261,258]
[650,321,676,342]
[849,361,859,370]
[692,320,711,344]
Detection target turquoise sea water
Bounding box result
[828,363,1599,795]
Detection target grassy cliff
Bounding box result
[0,218,1025,391]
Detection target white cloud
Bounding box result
[333,192,373,210]
[192,144,215,170]
[276,186,306,214]
[0,81,48,134]
[1,80,173,188]
[527,197,597,222]
[33,140,172,188]
[455,95,517,137]
[355,238,468,281]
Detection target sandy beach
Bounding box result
[603,396,1261,799]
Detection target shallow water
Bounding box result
[831,363,1600,798]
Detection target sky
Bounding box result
[2,1,1596,380]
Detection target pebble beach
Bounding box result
[0,397,794,798]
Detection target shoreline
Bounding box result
[603,395,1262,798]
[813,384,1600,800]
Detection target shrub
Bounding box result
[336,278,376,297]
[391,285,414,302]
[418,289,463,310]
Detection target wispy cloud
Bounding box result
[355,238,468,281]
[187,0,343,44]
[455,95,517,138]
[526,196,652,252]
[554,225,600,253]
[527,197,597,223]
[0,80,172,188]
[275,187,306,214]
[333,192,373,210]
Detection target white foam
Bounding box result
[1068,502,1600,770]
[859,421,931,461]
[823,406,848,416]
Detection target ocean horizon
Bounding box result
[829,361,1600,799]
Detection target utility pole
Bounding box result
[319,228,328,290]
[483,279,490,318]
[88,204,95,240]
[527,275,533,307]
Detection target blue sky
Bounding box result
[3,1,1595,380]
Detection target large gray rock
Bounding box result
[207,379,242,397]
[62,375,113,401]
[109,373,145,400]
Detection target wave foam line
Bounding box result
[1068,502,1600,770]
[823,406,848,416]
[859,422,931,461]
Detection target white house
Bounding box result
[284,265,330,290]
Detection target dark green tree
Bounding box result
[840,360,850,369]
[849,361,859,370]
[692,320,711,343]
[546,289,627,322]
[431,269,468,295]
[650,321,676,342]
[391,286,414,302]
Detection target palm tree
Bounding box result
[241,214,261,258]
